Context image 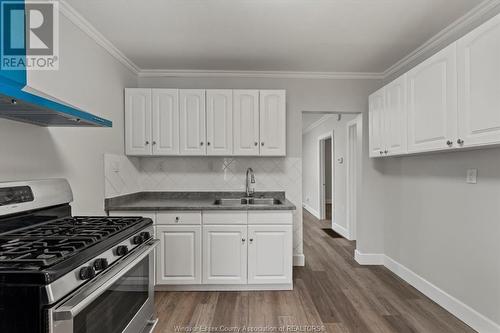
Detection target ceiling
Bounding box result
[65,0,483,73]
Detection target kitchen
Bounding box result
[0,0,499,332]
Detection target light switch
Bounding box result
[466,169,477,184]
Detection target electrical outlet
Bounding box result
[466,169,477,184]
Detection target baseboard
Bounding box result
[383,256,500,333]
[354,250,385,265]
[155,283,293,291]
[293,254,305,266]
[332,223,350,240]
[355,250,500,333]
[302,203,320,219]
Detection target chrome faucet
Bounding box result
[245,168,256,197]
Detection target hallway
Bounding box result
[153,210,475,333]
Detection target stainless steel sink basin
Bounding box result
[214,197,282,206]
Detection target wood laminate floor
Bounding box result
[153,210,475,333]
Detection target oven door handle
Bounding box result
[52,239,159,322]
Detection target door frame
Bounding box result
[345,116,361,240]
[318,131,334,221]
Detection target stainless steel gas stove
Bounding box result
[0,179,158,333]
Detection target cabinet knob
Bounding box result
[446,140,453,147]
[242,238,246,243]
[457,139,464,145]
[254,142,258,146]
[261,142,264,146]
[152,141,156,145]
[249,238,254,243]
[175,216,180,223]
[207,142,211,146]
[200,142,204,146]
[379,151,383,155]
[145,141,149,145]
[384,150,388,154]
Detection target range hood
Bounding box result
[0,82,112,127]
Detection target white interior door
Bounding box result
[156,225,201,285]
[368,88,385,157]
[202,225,247,284]
[206,90,233,155]
[233,90,260,155]
[152,89,179,155]
[247,225,292,285]
[180,89,206,155]
[384,75,407,156]
[125,89,152,155]
[458,14,500,147]
[259,90,286,156]
[407,44,458,153]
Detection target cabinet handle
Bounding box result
[446,140,453,147]
[254,142,258,146]
[200,142,204,146]
[457,139,464,145]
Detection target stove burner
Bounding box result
[0,217,142,269]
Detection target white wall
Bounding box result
[0,14,137,214]
[302,114,356,227]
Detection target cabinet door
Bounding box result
[384,75,408,156]
[407,44,458,153]
[248,225,292,285]
[179,89,206,155]
[202,225,247,284]
[368,88,385,157]
[156,225,201,285]
[206,90,233,155]
[233,90,260,155]
[259,90,286,156]
[125,89,152,155]
[152,89,179,155]
[458,14,500,147]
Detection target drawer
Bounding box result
[157,211,201,225]
[202,211,247,225]
[248,211,293,225]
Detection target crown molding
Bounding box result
[137,69,383,80]
[383,0,500,80]
[302,114,335,135]
[59,0,140,75]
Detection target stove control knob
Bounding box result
[116,245,129,256]
[132,234,145,245]
[140,231,151,240]
[79,266,96,280]
[93,258,109,271]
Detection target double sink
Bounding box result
[214,197,282,207]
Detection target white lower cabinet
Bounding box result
[247,224,293,284]
[156,225,202,284]
[202,225,247,284]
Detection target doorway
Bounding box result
[319,133,334,221]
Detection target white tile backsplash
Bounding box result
[104,154,303,256]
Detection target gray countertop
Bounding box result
[105,191,296,211]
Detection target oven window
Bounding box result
[74,256,149,333]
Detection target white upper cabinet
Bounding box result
[152,89,179,155]
[458,14,500,148]
[233,90,260,155]
[179,90,206,155]
[206,90,233,155]
[202,225,247,284]
[259,90,287,156]
[125,89,152,156]
[384,75,407,156]
[369,88,385,157]
[407,44,458,153]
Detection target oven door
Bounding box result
[49,239,159,333]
